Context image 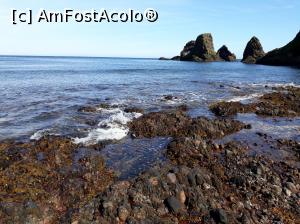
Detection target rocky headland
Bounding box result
[257,31,300,67]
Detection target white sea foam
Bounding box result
[73,108,142,145]
[227,93,264,103]
[249,82,300,88]
[30,129,56,140]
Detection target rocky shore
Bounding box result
[0,87,299,223]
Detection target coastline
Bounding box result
[0,85,299,223]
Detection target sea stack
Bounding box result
[217,45,236,61]
[242,37,265,64]
[257,31,300,66]
[180,33,220,62]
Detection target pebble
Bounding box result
[272,185,282,195]
[214,143,220,150]
[178,190,186,204]
[167,173,177,184]
[210,209,228,224]
[284,187,292,197]
[118,206,129,222]
[165,197,183,214]
[286,182,297,193]
[149,177,159,186]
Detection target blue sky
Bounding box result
[0,0,299,58]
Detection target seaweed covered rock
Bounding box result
[210,86,300,117]
[0,137,114,223]
[257,31,300,66]
[129,107,248,139]
[242,37,265,64]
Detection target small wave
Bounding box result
[30,129,58,140]
[249,82,300,88]
[73,108,142,145]
[227,93,263,103]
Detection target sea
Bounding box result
[0,56,299,178]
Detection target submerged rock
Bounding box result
[217,45,237,61]
[180,33,221,62]
[242,36,265,64]
[257,31,300,66]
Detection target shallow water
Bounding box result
[1,56,300,177]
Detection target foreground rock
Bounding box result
[98,139,300,223]
[0,137,114,223]
[180,33,221,62]
[242,36,265,64]
[210,86,300,117]
[217,45,237,61]
[257,31,300,66]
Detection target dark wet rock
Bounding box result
[124,107,144,114]
[78,106,98,113]
[78,103,116,113]
[161,95,178,101]
[210,209,228,224]
[165,196,183,214]
[210,86,300,117]
[180,33,221,62]
[210,101,255,116]
[217,45,237,62]
[276,139,300,159]
[257,31,300,66]
[242,36,265,64]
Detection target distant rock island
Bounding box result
[160,31,300,67]
[257,31,300,66]
[160,33,236,62]
[241,37,265,64]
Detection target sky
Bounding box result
[0,0,299,58]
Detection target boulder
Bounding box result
[217,45,236,61]
[241,36,265,64]
[180,33,221,62]
[257,31,300,66]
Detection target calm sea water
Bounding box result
[1,56,300,177]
